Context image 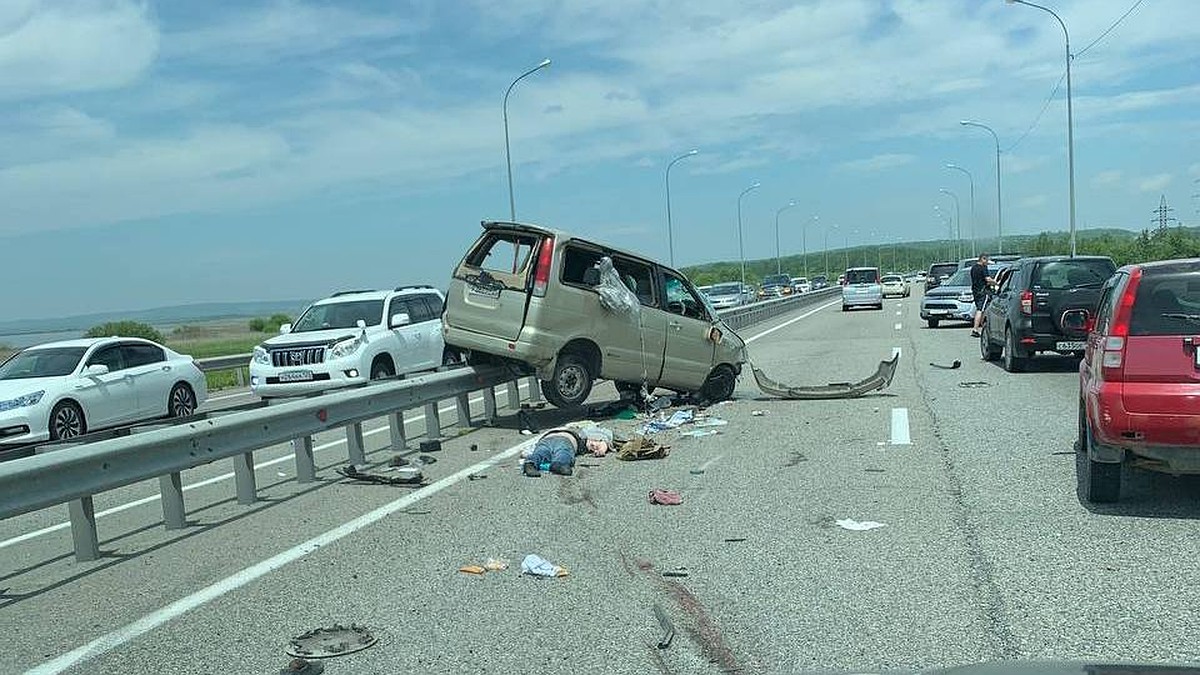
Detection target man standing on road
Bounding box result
[970,253,995,338]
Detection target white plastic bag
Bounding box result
[595,257,640,319]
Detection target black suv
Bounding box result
[979,255,1117,371]
[925,262,958,292]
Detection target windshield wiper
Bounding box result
[1161,313,1200,323]
[1071,281,1104,289]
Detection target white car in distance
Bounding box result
[249,286,453,398]
[0,337,207,447]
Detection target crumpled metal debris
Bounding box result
[286,623,377,659]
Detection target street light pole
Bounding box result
[961,120,1003,254]
[825,222,836,279]
[774,201,798,275]
[503,58,551,222]
[1008,0,1076,257]
[946,163,977,257]
[737,182,761,289]
[940,188,961,260]
[805,215,816,282]
[665,149,699,267]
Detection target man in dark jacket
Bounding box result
[970,253,995,338]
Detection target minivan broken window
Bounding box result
[468,233,538,275]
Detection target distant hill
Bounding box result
[0,300,310,336]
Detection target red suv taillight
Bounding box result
[531,236,555,297]
[1019,289,1033,315]
[1101,267,1142,379]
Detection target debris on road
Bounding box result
[518,409,540,434]
[959,381,991,388]
[679,429,720,438]
[753,353,899,399]
[640,409,693,434]
[484,558,509,571]
[617,435,669,461]
[835,518,886,531]
[419,439,442,453]
[470,443,479,452]
[930,360,962,369]
[416,454,438,464]
[459,564,486,575]
[286,623,377,659]
[521,553,568,577]
[278,657,325,675]
[723,537,748,543]
[468,473,488,481]
[649,488,682,505]
[652,603,676,649]
[692,418,728,428]
[661,567,689,578]
[335,465,424,486]
[751,410,768,416]
[388,455,409,467]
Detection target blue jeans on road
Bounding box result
[528,435,575,469]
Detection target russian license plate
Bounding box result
[927,309,947,315]
[278,370,314,382]
[1055,341,1085,352]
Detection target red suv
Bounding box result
[1078,258,1200,502]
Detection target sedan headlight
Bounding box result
[329,336,363,360]
[252,346,270,365]
[0,390,45,413]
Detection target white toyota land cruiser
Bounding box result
[249,286,453,398]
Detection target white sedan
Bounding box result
[0,337,207,447]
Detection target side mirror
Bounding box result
[82,364,109,377]
[279,323,292,334]
[390,313,411,328]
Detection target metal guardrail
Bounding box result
[0,291,839,563]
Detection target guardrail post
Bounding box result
[68,496,100,562]
[235,368,246,387]
[292,436,316,483]
[346,423,366,465]
[233,452,257,505]
[526,376,543,404]
[388,411,407,451]
[159,472,187,529]
[505,381,520,409]
[424,402,440,439]
[483,386,498,423]
[455,393,471,427]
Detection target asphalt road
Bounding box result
[4,292,1200,674]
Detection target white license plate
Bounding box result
[278,370,314,382]
[927,309,948,315]
[1055,341,1085,352]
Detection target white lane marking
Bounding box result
[0,386,524,551]
[894,322,902,330]
[745,300,839,344]
[26,436,538,675]
[205,391,254,403]
[895,310,902,316]
[890,408,911,445]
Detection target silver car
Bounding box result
[705,282,748,309]
[841,267,883,311]
[920,264,1011,328]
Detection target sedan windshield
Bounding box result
[0,347,86,380]
[708,284,741,297]
[291,300,384,332]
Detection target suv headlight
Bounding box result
[957,291,974,303]
[0,390,45,413]
[329,336,363,360]
[252,346,270,365]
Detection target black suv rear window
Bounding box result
[1031,259,1114,290]
[929,264,957,278]
[1130,272,1200,336]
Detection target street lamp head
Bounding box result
[945,163,958,169]
[959,120,973,126]
[788,200,797,207]
[750,182,761,189]
[939,188,950,195]
[687,149,699,156]
[537,58,552,68]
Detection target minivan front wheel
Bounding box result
[699,364,737,403]
[541,354,593,409]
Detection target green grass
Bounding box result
[205,367,249,392]
[168,336,264,359]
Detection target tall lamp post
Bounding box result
[737,182,761,288]
[961,120,1003,254]
[824,222,837,279]
[939,188,961,260]
[503,58,551,221]
[664,149,698,267]
[774,201,798,275]
[1007,0,1076,257]
[946,163,977,257]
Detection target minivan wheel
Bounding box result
[541,354,593,409]
[1003,326,1026,373]
[699,364,737,403]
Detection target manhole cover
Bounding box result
[286,624,377,659]
[958,381,991,388]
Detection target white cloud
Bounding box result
[1092,170,1123,187]
[836,154,916,173]
[0,0,158,99]
[1137,173,1173,193]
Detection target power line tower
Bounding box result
[1151,194,1177,234]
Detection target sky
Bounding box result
[1,0,1197,321]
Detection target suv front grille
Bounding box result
[271,347,326,367]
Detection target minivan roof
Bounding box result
[481,220,681,274]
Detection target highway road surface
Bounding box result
[3,294,1200,674]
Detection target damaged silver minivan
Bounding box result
[442,221,749,408]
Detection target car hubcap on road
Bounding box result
[172,387,195,417]
[557,365,586,401]
[54,407,81,438]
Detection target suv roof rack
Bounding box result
[331,289,376,297]
[393,284,435,292]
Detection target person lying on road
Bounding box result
[522,426,613,477]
